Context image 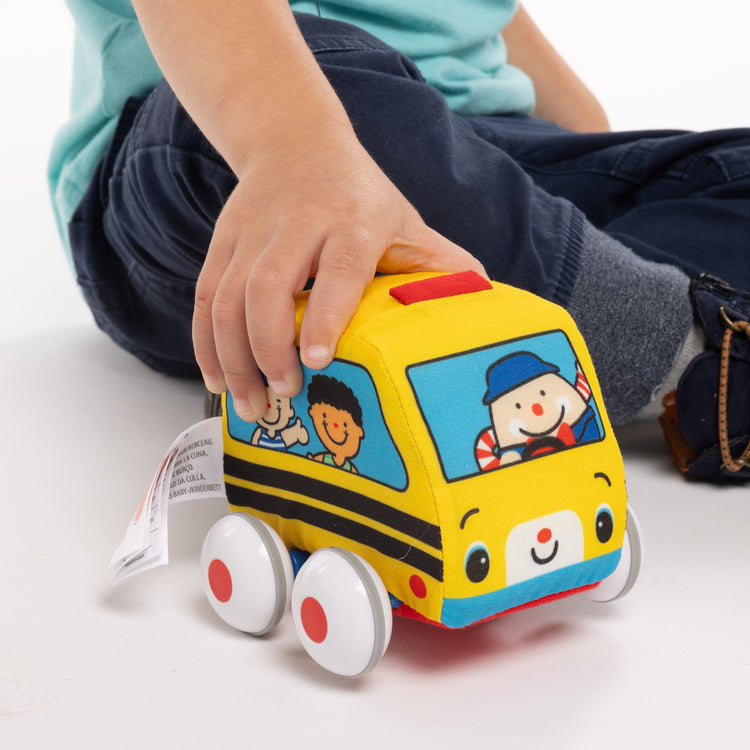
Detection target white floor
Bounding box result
[2,2,749,748]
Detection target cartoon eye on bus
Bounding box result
[200,272,643,678]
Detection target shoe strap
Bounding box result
[718,307,750,472]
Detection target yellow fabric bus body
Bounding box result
[223,273,628,628]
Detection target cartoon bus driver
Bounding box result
[475,352,601,470]
[307,374,365,473]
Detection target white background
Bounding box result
[1,2,748,748]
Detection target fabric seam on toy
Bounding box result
[348,332,446,616]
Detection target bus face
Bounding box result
[222,274,628,628]
[405,328,626,627]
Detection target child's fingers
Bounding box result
[211,275,263,418]
[298,234,379,370]
[193,249,229,396]
[380,223,488,278]
[193,225,269,421]
[192,292,224,393]
[424,229,488,278]
[242,243,307,397]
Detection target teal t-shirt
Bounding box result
[48,0,162,261]
[291,0,534,116]
[49,0,534,259]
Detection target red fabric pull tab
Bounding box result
[389,271,492,305]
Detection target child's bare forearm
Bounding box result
[505,5,610,133]
[131,0,353,173]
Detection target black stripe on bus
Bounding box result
[226,481,444,582]
[224,454,442,550]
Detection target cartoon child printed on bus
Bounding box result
[475,352,601,470]
[251,385,309,451]
[306,374,365,474]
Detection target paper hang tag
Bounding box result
[109,417,226,585]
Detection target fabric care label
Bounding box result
[110,417,226,585]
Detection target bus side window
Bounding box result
[227,361,408,491]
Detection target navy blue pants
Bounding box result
[69,13,750,380]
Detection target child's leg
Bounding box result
[68,90,234,377]
[472,115,750,293]
[471,116,750,478]
[567,224,694,425]
[292,17,715,426]
[68,13,748,478]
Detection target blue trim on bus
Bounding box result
[440,550,621,628]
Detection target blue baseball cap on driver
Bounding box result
[483,352,560,405]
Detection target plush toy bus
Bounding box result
[200,272,643,677]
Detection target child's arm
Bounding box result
[131,0,485,421]
[504,5,610,132]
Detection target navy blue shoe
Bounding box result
[660,275,750,482]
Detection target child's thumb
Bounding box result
[378,226,488,279]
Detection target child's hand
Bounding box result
[131,0,483,420]
[192,123,485,421]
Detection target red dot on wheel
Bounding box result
[300,597,328,643]
[208,559,233,603]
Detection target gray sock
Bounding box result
[567,223,694,425]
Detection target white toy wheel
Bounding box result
[291,548,393,678]
[201,513,293,635]
[584,506,644,603]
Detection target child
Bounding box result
[49,1,750,481]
